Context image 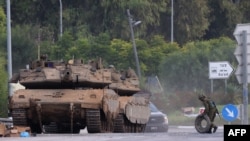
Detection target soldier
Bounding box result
[198,93,218,133]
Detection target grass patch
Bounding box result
[168,104,250,126]
[168,111,195,126]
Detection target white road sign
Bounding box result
[209,61,234,79]
[234,23,250,84]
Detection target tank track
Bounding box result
[86,109,102,133]
[11,109,28,126]
[113,114,146,133]
[43,122,58,133]
[127,122,146,133]
[44,123,80,134]
[113,114,125,133]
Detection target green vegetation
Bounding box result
[168,105,250,126]
[0,6,7,117]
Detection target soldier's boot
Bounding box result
[213,126,218,133]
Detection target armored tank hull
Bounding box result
[9,57,150,134]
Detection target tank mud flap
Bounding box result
[103,91,120,121]
[195,114,211,133]
[125,97,150,124]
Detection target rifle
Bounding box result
[212,101,221,119]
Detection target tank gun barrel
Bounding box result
[62,69,73,82]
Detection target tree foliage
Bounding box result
[173,0,210,45]
[0,6,7,117]
[159,37,236,94]
[1,0,250,44]
[11,25,37,73]
[205,0,243,39]
[0,51,7,117]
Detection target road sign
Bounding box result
[233,23,250,44]
[233,23,249,125]
[209,61,234,79]
[234,65,250,84]
[234,45,250,65]
[234,23,250,84]
[222,104,238,122]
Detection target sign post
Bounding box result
[234,23,250,124]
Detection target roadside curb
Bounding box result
[169,126,224,129]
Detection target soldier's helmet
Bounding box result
[198,93,206,101]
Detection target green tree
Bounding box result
[5,0,169,41]
[11,25,37,73]
[108,38,131,69]
[100,0,168,39]
[0,51,7,117]
[142,35,179,75]
[74,37,92,61]
[173,0,210,45]
[159,37,236,93]
[0,6,8,117]
[50,31,74,61]
[205,0,242,39]
[88,32,112,61]
[239,0,250,23]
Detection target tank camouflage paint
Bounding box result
[8,56,151,134]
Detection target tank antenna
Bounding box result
[37,28,41,60]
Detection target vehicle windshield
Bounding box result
[150,103,159,112]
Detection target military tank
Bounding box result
[8,55,151,134]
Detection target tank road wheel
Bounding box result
[12,109,42,134]
[86,109,102,133]
[195,114,211,133]
[113,114,126,133]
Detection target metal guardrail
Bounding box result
[0,118,13,127]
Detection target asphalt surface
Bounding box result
[1,126,224,141]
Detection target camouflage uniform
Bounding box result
[199,94,218,133]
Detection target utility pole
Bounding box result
[6,0,12,96]
[59,0,63,37]
[127,9,141,79]
[171,0,174,43]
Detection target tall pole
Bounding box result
[59,0,62,37]
[242,30,248,124]
[7,0,12,96]
[127,9,141,79]
[171,0,174,43]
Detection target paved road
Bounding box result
[1,126,224,141]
